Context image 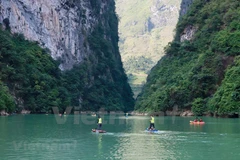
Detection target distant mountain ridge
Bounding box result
[116,0,182,97]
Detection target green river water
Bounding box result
[0,115,240,160]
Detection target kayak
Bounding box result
[92,129,106,133]
[190,121,205,125]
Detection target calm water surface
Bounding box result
[0,115,240,160]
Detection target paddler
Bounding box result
[194,117,199,122]
[97,115,102,130]
[149,115,155,130]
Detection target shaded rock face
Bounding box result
[148,2,179,32]
[179,0,196,42]
[0,0,107,70]
[180,110,194,117]
[180,0,194,16]
[180,25,197,42]
[0,110,9,116]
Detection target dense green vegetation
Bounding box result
[84,0,134,111]
[0,29,64,113]
[0,0,134,114]
[0,80,15,112]
[124,56,154,74]
[135,0,240,117]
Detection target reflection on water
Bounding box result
[108,116,175,160]
[97,134,103,157]
[112,133,175,160]
[0,115,240,160]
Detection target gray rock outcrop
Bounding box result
[0,0,107,70]
[180,25,197,42]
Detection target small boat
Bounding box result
[190,121,205,125]
[92,129,106,133]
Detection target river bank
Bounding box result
[130,110,239,118]
[1,109,239,118]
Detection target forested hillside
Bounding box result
[0,29,64,113]
[135,0,240,117]
[0,19,134,114]
[0,0,135,114]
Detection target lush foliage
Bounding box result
[0,81,15,112]
[207,56,240,115]
[124,56,154,74]
[0,0,134,113]
[192,98,205,116]
[135,0,240,116]
[0,29,69,113]
[83,0,134,111]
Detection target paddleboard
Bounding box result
[145,128,159,133]
[92,129,106,133]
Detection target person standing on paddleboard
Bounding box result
[97,115,102,130]
[149,115,155,130]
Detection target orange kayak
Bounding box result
[190,121,205,125]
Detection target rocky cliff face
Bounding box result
[180,0,194,16]
[116,0,182,97]
[0,0,135,111]
[180,25,197,42]
[0,0,107,70]
[179,0,196,42]
[147,2,179,31]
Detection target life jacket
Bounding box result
[151,117,154,123]
[98,118,102,124]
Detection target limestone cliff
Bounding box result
[0,0,135,112]
[179,0,196,42]
[1,0,108,70]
